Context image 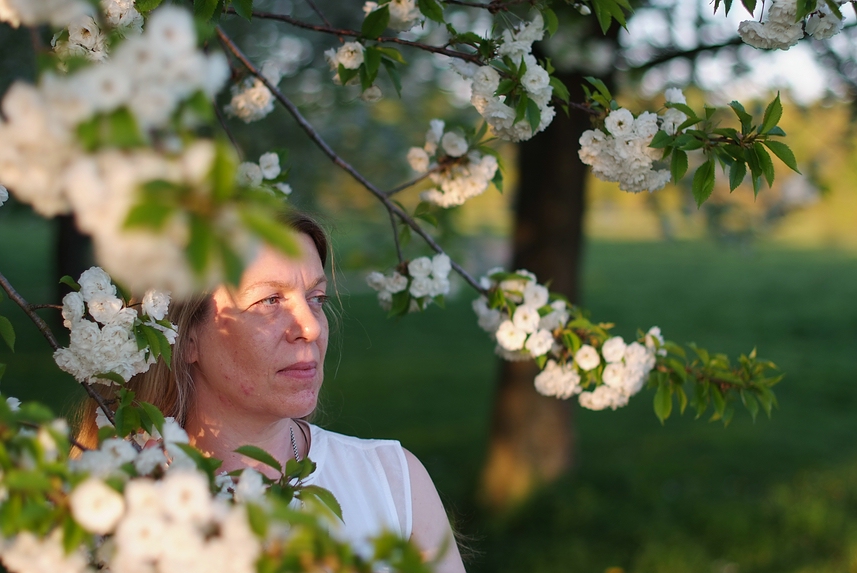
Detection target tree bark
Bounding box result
[479,72,592,509]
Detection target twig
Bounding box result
[0,271,117,427]
[223,8,483,63]
[303,0,333,29]
[388,208,405,264]
[213,101,244,160]
[29,304,62,310]
[20,420,89,452]
[385,171,434,197]
[216,27,487,295]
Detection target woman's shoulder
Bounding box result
[309,424,405,459]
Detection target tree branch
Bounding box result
[213,101,244,160]
[388,208,405,264]
[0,271,117,427]
[223,8,483,63]
[303,0,334,29]
[216,27,487,295]
[385,171,434,196]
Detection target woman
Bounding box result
[81,213,466,572]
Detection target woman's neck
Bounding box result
[184,402,308,479]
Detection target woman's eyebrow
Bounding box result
[241,276,327,295]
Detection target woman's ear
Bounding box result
[184,330,199,365]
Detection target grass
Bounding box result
[1,210,857,573]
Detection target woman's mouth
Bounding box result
[278,361,318,380]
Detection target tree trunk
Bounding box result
[479,72,592,509]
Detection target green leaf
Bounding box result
[235,445,283,474]
[382,60,402,97]
[246,502,268,537]
[795,0,817,21]
[298,485,343,521]
[361,5,390,39]
[134,0,163,12]
[728,160,746,191]
[58,275,81,291]
[691,159,716,207]
[741,389,759,422]
[710,385,726,420]
[92,371,126,385]
[186,215,214,275]
[240,208,301,258]
[542,8,559,37]
[388,290,410,318]
[0,317,14,353]
[417,0,444,22]
[107,108,144,149]
[675,384,688,415]
[729,101,753,133]
[763,140,800,173]
[649,130,673,149]
[549,76,569,103]
[152,328,172,367]
[233,0,253,20]
[374,46,406,64]
[124,202,174,230]
[760,93,783,134]
[525,97,541,135]
[138,402,165,435]
[194,0,219,20]
[141,325,162,360]
[414,212,438,227]
[584,76,612,102]
[671,148,688,182]
[653,380,672,424]
[754,142,775,187]
[211,142,236,201]
[492,169,504,193]
[363,46,383,84]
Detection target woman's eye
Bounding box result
[309,294,329,307]
[259,295,280,306]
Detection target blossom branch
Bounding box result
[0,271,117,427]
[213,101,244,159]
[216,27,487,294]
[223,8,483,63]
[441,0,531,13]
[384,170,435,197]
[303,0,334,30]
[388,208,405,264]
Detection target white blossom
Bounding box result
[496,320,526,351]
[601,336,627,363]
[408,256,433,279]
[525,329,554,357]
[512,304,540,334]
[258,152,281,180]
[234,468,267,503]
[574,344,601,371]
[142,289,171,321]
[534,360,581,399]
[336,42,365,70]
[578,384,629,411]
[407,147,430,173]
[70,478,125,534]
[237,162,264,187]
[441,131,469,157]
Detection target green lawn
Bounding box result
[1,210,856,573]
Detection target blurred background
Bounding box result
[2,0,857,571]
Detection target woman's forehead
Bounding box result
[241,237,326,288]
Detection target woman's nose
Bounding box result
[286,300,323,342]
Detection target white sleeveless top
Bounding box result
[304,424,413,555]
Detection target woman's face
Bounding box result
[187,234,329,424]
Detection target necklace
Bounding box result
[289,424,300,462]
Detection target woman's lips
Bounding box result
[278,361,317,379]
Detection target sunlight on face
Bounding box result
[188,234,329,425]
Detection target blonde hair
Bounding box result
[75,212,331,450]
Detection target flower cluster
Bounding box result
[237,151,292,196]
[407,119,499,208]
[363,0,422,31]
[450,14,555,142]
[52,0,144,62]
[0,0,91,28]
[473,269,568,361]
[224,62,284,123]
[578,88,688,194]
[324,42,365,82]
[738,0,844,50]
[474,269,664,411]
[366,253,451,312]
[0,6,230,294]
[53,267,176,386]
[70,472,260,573]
